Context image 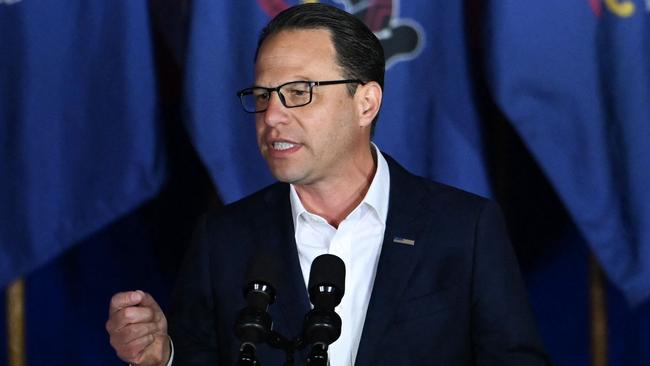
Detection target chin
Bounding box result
[269,169,295,183]
[267,161,301,183]
[271,170,308,185]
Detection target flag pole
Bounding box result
[589,254,607,366]
[6,278,26,366]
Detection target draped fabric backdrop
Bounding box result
[0,0,648,365]
[484,0,650,307]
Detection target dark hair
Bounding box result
[256,3,385,131]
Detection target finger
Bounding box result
[109,291,144,315]
[136,292,167,329]
[112,322,161,345]
[121,305,157,329]
[136,291,163,314]
[114,334,156,364]
[127,332,157,351]
[107,305,156,333]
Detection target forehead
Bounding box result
[255,29,341,84]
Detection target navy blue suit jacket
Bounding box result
[169,155,548,365]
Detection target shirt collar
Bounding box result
[290,143,390,226]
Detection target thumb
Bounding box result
[136,291,162,312]
[109,291,145,315]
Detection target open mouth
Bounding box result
[273,141,296,151]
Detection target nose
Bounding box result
[261,91,288,127]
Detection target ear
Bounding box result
[355,81,382,128]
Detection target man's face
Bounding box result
[254,29,368,187]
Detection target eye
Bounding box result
[285,82,311,98]
[288,89,308,97]
[253,90,270,101]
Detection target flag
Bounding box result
[484,0,650,304]
[0,0,166,286]
[184,0,491,204]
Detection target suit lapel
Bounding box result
[355,155,432,366]
[260,184,311,345]
[257,156,432,364]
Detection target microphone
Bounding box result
[303,254,346,366]
[234,252,281,365]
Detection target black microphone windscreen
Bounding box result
[308,254,346,296]
[244,251,281,309]
[245,251,281,288]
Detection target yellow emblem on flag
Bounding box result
[605,0,636,17]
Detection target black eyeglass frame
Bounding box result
[236,79,364,113]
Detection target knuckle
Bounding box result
[153,311,162,324]
[105,319,113,333]
[140,308,151,320]
[122,307,137,320]
[122,325,137,338]
[126,345,142,360]
[110,293,125,308]
[116,347,135,362]
[117,351,135,363]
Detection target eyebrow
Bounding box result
[253,75,313,88]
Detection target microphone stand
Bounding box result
[306,343,328,366]
[238,343,260,365]
[267,330,296,366]
[234,305,272,366]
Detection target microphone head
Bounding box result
[244,251,281,309]
[308,254,345,309]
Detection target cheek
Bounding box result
[255,115,264,128]
[255,131,266,153]
[255,119,265,139]
[332,105,358,133]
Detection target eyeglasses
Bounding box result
[236,79,364,113]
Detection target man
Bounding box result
[106,4,548,365]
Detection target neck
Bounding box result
[294,147,377,228]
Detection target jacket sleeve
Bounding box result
[471,201,550,365]
[168,214,221,365]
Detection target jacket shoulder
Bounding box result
[203,182,289,222]
[384,152,494,213]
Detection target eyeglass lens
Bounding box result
[241,81,312,112]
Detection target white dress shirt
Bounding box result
[165,146,389,366]
[290,145,390,366]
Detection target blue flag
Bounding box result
[485,0,650,304]
[184,0,491,204]
[0,0,166,286]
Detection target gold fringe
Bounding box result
[589,255,608,366]
[6,279,26,366]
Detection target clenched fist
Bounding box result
[106,290,171,366]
